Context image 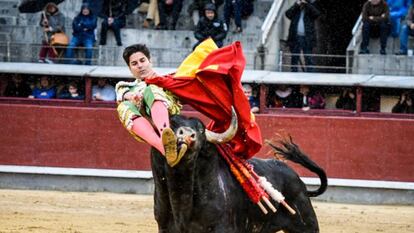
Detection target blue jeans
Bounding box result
[389,16,401,38]
[289,36,314,72]
[65,36,94,65]
[399,25,414,53]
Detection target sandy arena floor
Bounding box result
[0,189,413,233]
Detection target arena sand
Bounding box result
[0,189,413,233]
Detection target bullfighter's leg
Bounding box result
[150,100,178,165]
[131,117,165,155]
[151,100,170,135]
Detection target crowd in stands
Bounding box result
[282,0,414,72]
[359,0,414,55]
[34,0,256,65]
[0,73,412,114]
[1,74,116,102]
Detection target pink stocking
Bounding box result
[151,101,170,135]
[131,117,165,155]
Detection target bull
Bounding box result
[151,114,327,233]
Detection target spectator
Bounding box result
[243,84,259,113]
[157,0,183,30]
[187,0,223,26]
[29,76,56,99]
[224,0,243,33]
[386,0,410,38]
[267,85,301,108]
[92,78,116,101]
[99,0,127,46]
[38,2,65,63]
[59,81,84,100]
[392,91,414,113]
[142,0,160,29]
[335,88,356,111]
[4,74,32,97]
[65,3,97,65]
[360,0,390,55]
[298,85,325,111]
[396,5,414,55]
[193,3,227,49]
[285,0,320,72]
[362,88,380,112]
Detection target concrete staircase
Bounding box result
[347,20,414,76]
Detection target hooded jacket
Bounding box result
[72,4,97,40]
[194,3,227,45]
[39,2,65,35]
[386,0,410,19]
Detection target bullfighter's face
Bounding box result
[128,52,155,80]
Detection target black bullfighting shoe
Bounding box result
[162,127,178,167]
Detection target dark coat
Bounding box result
[285,1,320,46]
[194,16,227,46]
[4,80,32,97]
[99,0,127,23]
[72,7,97,40]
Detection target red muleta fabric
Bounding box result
[145,41,262,159]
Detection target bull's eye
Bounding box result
[190,133,196,139]
[178,129,184,135]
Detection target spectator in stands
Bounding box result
[157,0,183,30]
[99,0,127,46]
[65,3,97,65]
[29,76,56,99]
[386,0,410,38]
[335,88,356,111]
[92,78,116,101]
[188,0,223,26]
[362,88,380,112]
[243,84,259,113]
[396,5,414,55]
[298,85,325,111]
[38,3,65,64]
[59,81,84,100]
[224,0,243,33]
[285,0,320,72]
[4,74,32,98]
[193,3,227,49]
[360,0,390,55]
[267,84,301,108]
[392,91,414,113]
[142,0,160,29]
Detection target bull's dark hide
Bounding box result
[151,115,327,233]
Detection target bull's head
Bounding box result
[167,107,238,167]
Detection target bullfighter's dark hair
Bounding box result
[122,44,151,65]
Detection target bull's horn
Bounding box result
[206,106,238,143]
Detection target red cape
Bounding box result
[145,41,262,158]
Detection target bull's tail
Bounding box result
[266,137,327,197]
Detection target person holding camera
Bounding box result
[392,91,414,113]
[38,2,65,63]
[285,0,320,72]
[65,3,97,65]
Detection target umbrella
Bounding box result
[18,0,65,13]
